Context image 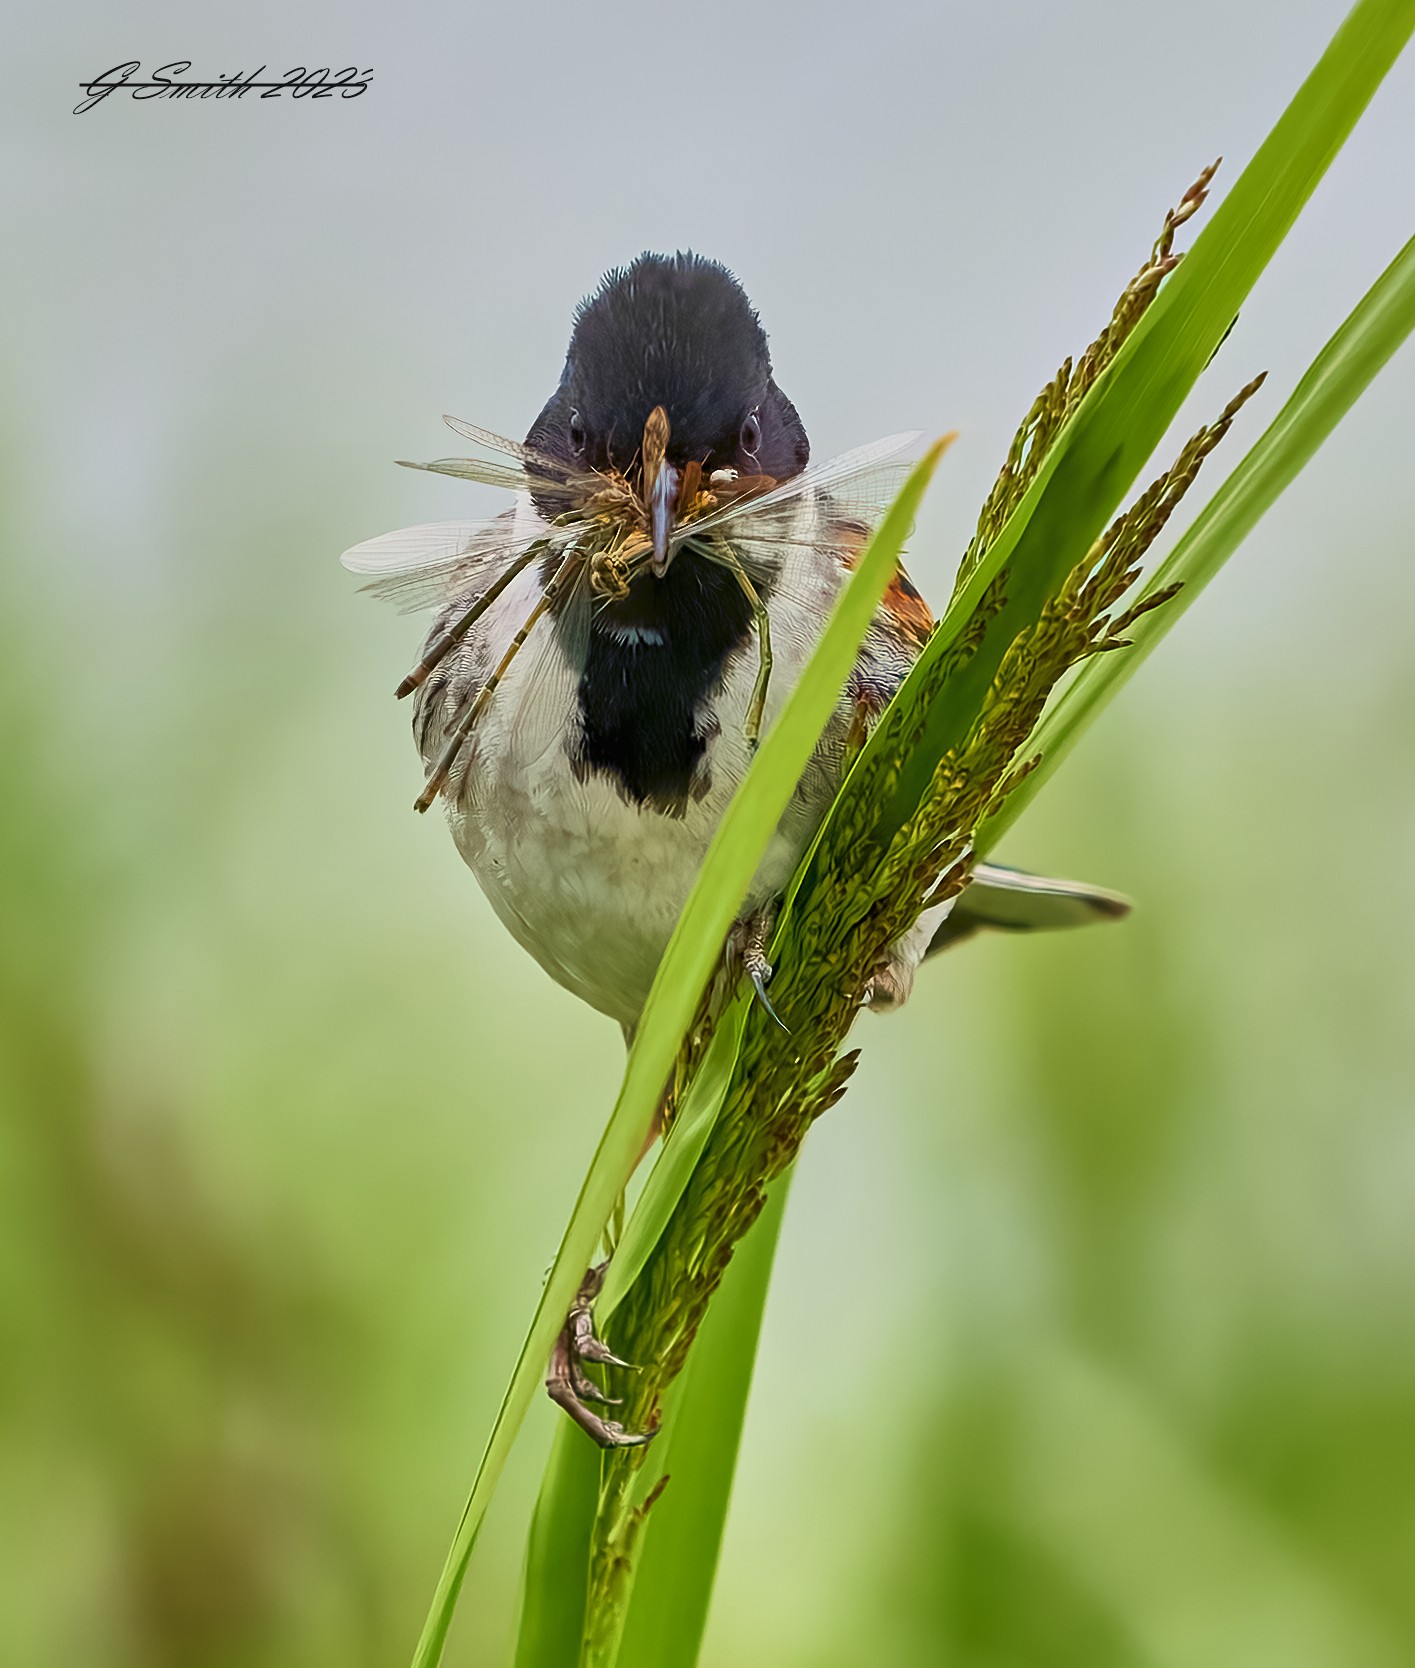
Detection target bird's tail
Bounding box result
[926,861,1131,957]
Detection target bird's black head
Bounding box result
[527,256,811,812]
[526,252,810,486]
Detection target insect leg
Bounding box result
[394,541,545,699]
[414,548,583,813]
[717,548,773,747]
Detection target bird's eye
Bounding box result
[569,410,587,455]
[740,410,762,458]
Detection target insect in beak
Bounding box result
[648,458,680,577]
[638,405,679,578]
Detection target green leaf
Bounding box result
[512,1417,598,1668]
[516,1181,791,1668]
[411,437,954,1668]
[614,1179,790,1668]
[598,996,750,1318]
[983,228,1415,843]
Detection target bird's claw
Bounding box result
[569,1357,621,1406]
[732,907,790,1032]
[545,1262,655,1447]
[568,1293,637,1368]
[748,962,789,1031]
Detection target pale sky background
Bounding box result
[6,0,1414,644]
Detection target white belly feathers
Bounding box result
[426,506,847,1027]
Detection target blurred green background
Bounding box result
[4,3,1414,1664]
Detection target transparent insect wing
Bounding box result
[440,415,580,482]
[814,459,916,532]
[678,443,922,618]
[692,534,840,617]
[340,516,577,613]
[683,431,923,545]
[393,417,604,515]
[694,469,915,564]
[398,455,544,495]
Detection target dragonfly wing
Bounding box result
[440,415,597,492]
[682,431,923,545]
[341,515,572,613]
[397,456,538,494]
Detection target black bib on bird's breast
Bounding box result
[570,557,758,815]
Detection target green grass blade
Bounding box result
[512,1018,760,1668]
[983,229,1415,843]
[513,1136,788,1668]
[513,1418,598,1668]
[598,996,750,1318]
[838,0,1414,854]
[411,438,953,1668]
[613,1179,790,1668]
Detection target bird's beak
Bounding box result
[648,459,680,577]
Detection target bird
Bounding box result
[342,251,1128,1442]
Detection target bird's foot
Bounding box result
[861,954,916,1012]
[729,906,789,1031]
[545,1262,656,1448]
[862,896,959,1011]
